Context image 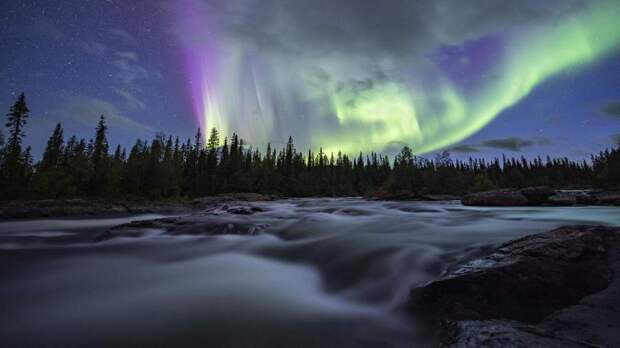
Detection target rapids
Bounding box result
[1,198,618,347]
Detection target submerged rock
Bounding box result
[409,225,620,347]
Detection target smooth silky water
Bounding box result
[1,199,618,347]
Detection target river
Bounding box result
[1,198,619,347]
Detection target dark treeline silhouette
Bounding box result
[1,94,618,200]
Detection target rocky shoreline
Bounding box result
[1,188,617,220]
[372,187,620,207]
[408,225,620,347]
[462,187,620,207]
[0,193,276,220]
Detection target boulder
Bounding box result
[419,194,462,201]
[520,186,556,205]
[593,192,620,206]
[548,194,578,206]
[409,225,620,347]
[461,189,529,206]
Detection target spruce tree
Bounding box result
[1,93,31,199]
[5,93,29,157]
[92,115,109,170]
[30,124,67,198]
[90,115,110,195]
[40,123,64,170]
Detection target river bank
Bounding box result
[0,193,277,220]
[2,187,618,221]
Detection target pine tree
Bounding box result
[1,93,31,199]
[40,123,64,170]
[204,128,220,194]
[145,136,164,197]
[207,128,219,152]
[5,93,29,157]
[90,115,110,195]
[92,115,109,170]
[0,92,615,201]
[30,124,67,198]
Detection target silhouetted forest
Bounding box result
[1,94,619,200]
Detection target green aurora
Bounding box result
[197,0,620,155]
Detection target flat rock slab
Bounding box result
[409,225,620,347]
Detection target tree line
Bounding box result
[0,93,618,200]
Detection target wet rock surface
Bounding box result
[409,225,620,347]
[462,187,620,207]
[0,193,276,220]
[96,202,268,241]
[462,189,530,206]
[372,190,462,201]
[0,199,191,220]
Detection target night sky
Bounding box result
[1,0,619,160]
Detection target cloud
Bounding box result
[480,136,552,151]
[173,0,618,155]
[113,88,146,110]
[115,51,139,62]
[108,28,137,45]
[602,102,620,117]
[113,56,148,86]
[447,144,481,153]
[76,40,108,57]
[447,136,552,153]
[107,50,150,110]
[481,137,535,151]
[212,0,587,60]
[51,95,154,133]
[26,20,149,112]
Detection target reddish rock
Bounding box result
[461,189,529,206]
[409,225,620,347]
[410,225,618,323]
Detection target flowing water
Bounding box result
[1,199,619,347]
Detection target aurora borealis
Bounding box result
[2,0,620,158]
[177,0,620,155]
